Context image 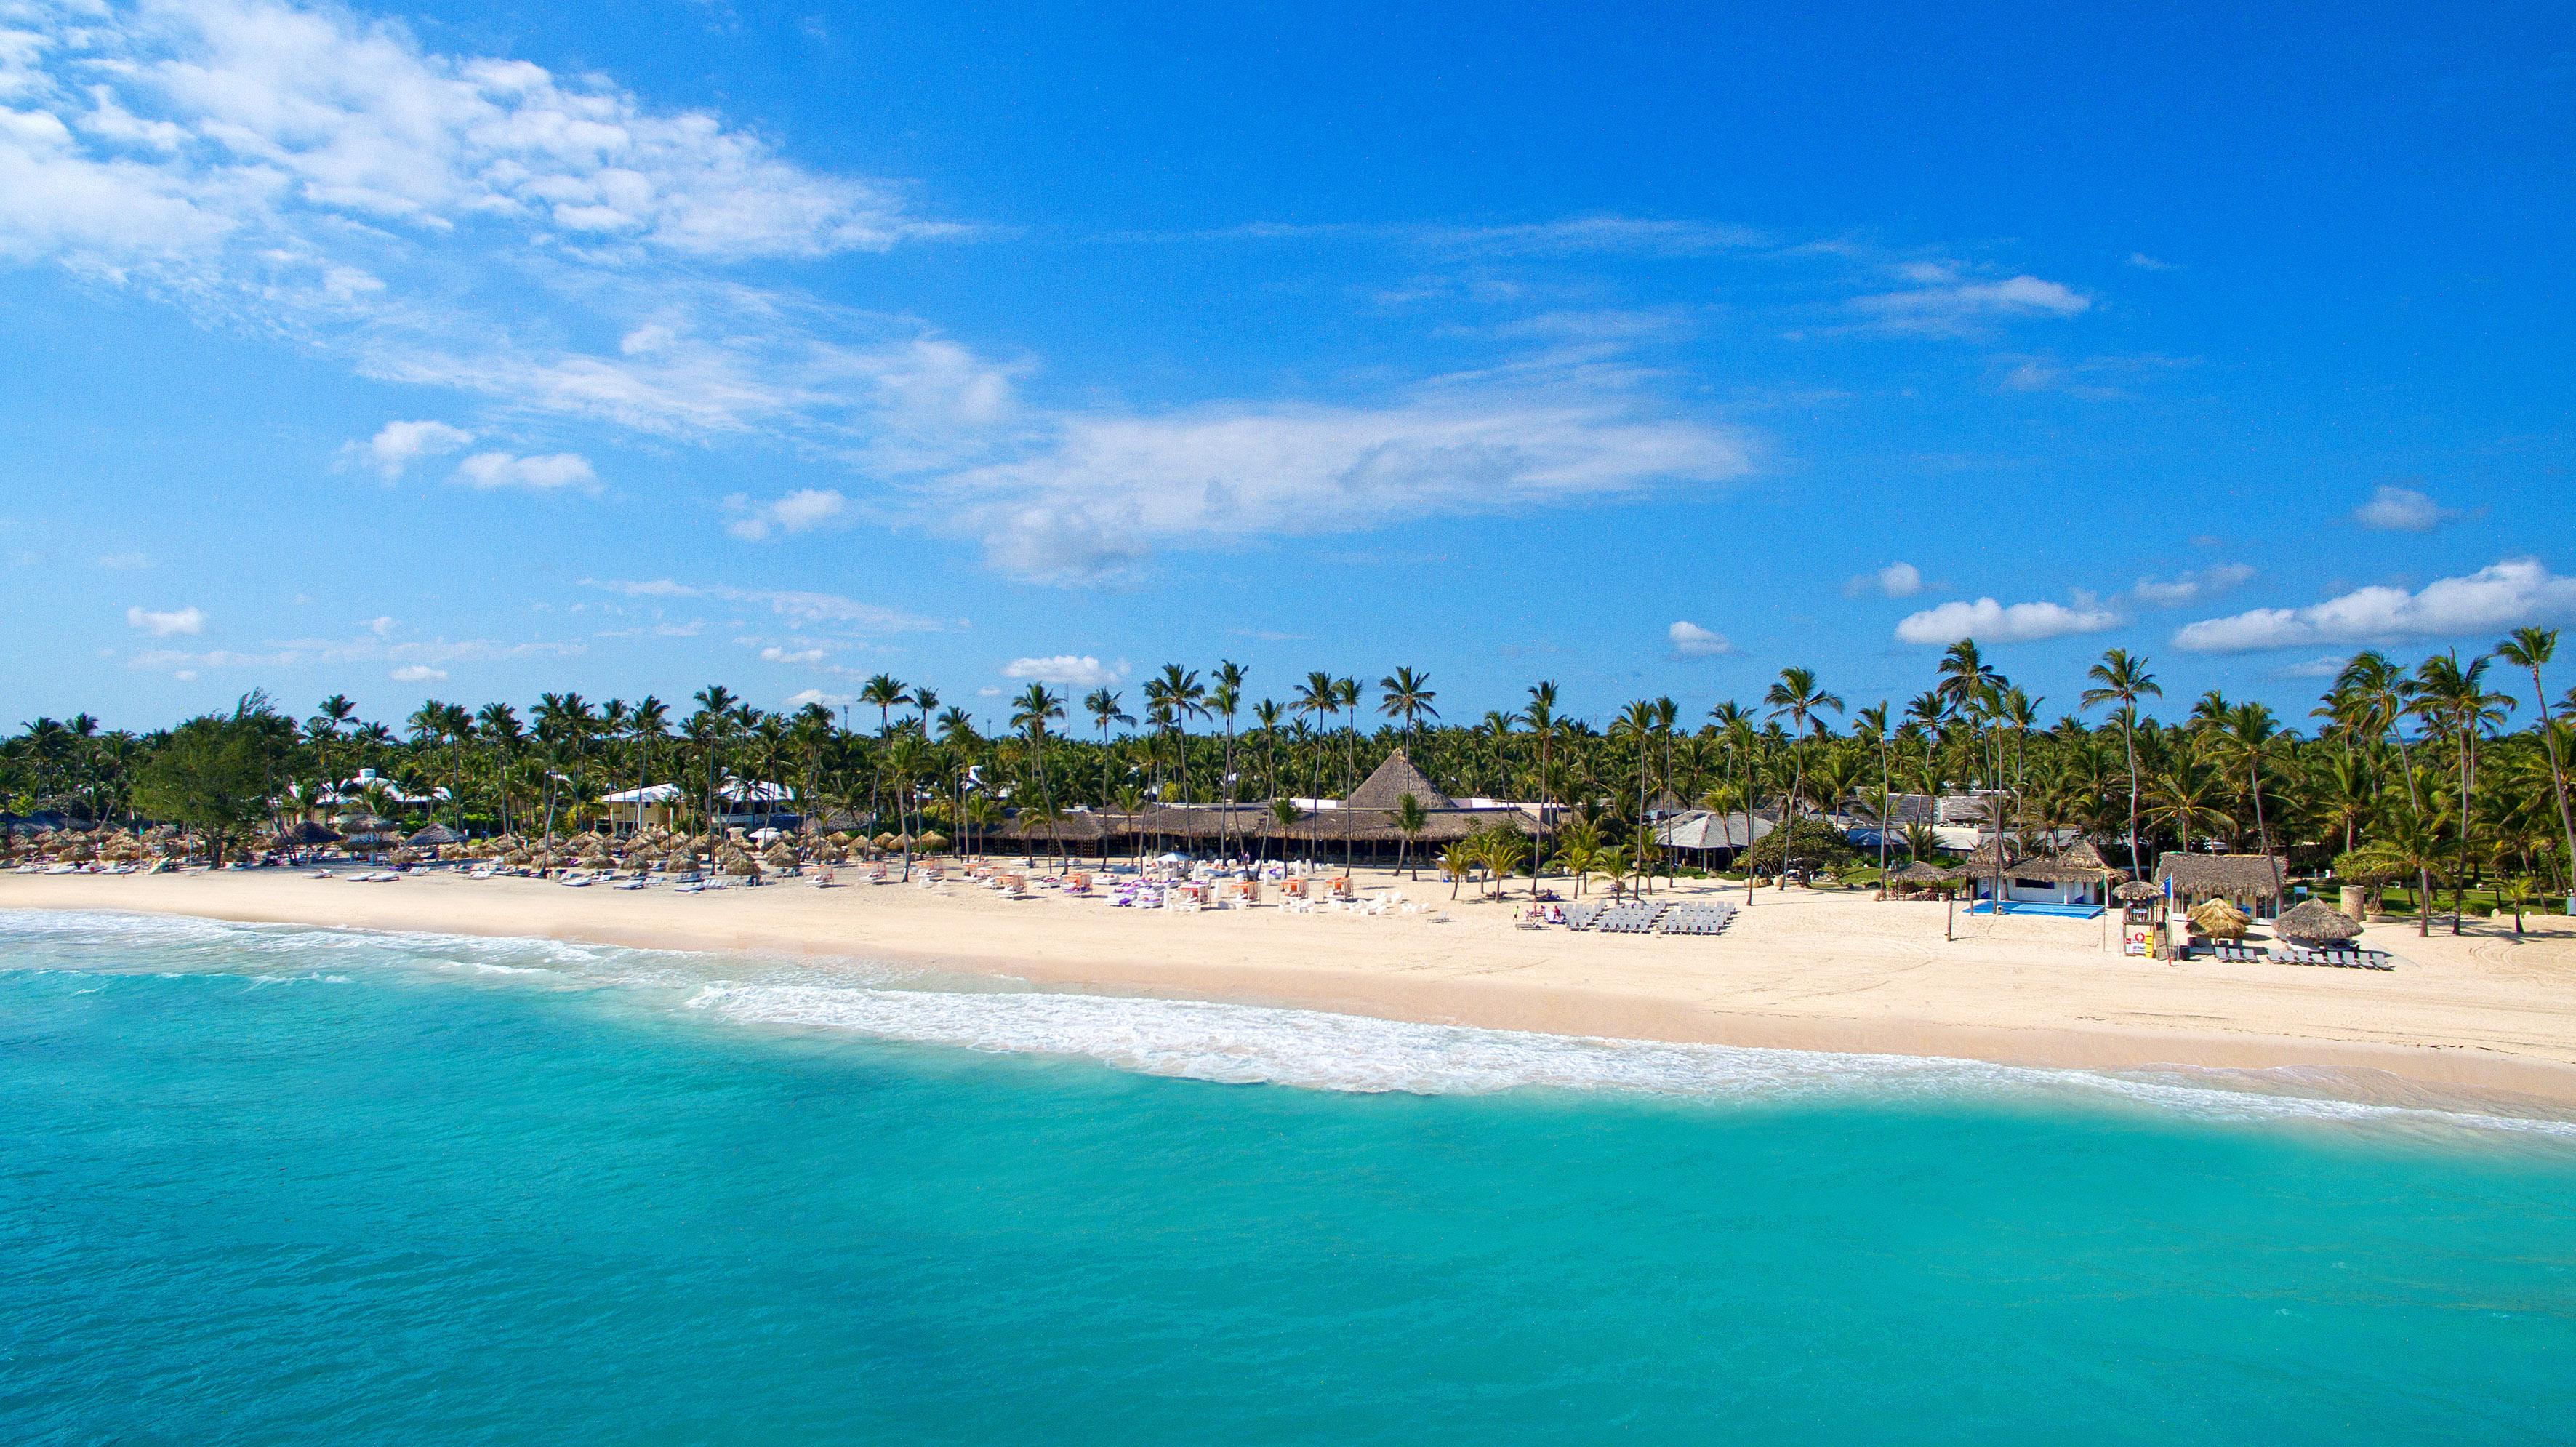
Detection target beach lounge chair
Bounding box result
[1565,900,1607,931]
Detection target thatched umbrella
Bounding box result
[916,830,949,853]
[2114,881,2162,905]
[2188,899,2249,940]
[2274,899,2362,945]
[872,831,899,852]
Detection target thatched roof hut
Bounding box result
[272,819,342,849]
[2188,899,2250,940]
[406,822,463,849]
[2154,852,2287,910]
[2274,899,2362,945]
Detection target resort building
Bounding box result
[1000,750,1552,859]
[1953,838,2122,907]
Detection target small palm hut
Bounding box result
[2274,899,2363,946]
[2154,852,2288,920]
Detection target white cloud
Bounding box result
[1666,621,1734,659]
[126,604,204,636]
[2132,562,2255,608]
[1893,596,2122,646]
[782,688,850,710]
[0,0,992,449]
[1,0,927,276]
[389,664,446,681]
[2172,558,2576,652]
[757,644,827,664]
[350,419,472,481]
[363,614,396,636]
[726,487,848,542]
[454,451,597,491]
[1850,270,2090,335]
[1002,654,1124,688]
[2350,484,2455,533]
[1844,560,1924,598]
[943,384,1752,583]
[127,631,582,674]
[2127,252,2174,270]
[582,577,942,635]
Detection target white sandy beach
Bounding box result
[9,866,2576,1105]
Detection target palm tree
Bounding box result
[1525,681,1559,899]
[1763,667,1844,889]
[2079,647,2160,875]
[1853,702,1895,884]
[308,693,356,806]
[2495,628,2576,913]
[1010,683,1066,863]
[628,694,669,835]
[1252,699,1285,804]
[859,673,906,826]
[1212,660,1245,854]
[2209,700,2285,901]
[1085,688,1132,806]
[1393,792,1428,879]
[475,701,523,835]
[1378,667,1440,753]
[2412,650,2513,933]
[2147,752,2230,862]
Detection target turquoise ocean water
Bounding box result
[4,910,2573,1444]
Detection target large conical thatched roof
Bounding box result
[2275,899,2362,944]
[406,822,463,848]
[1343,749,1456,811]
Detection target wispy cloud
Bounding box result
[2349,484,2460,533]
[1850,265,2090,337]
[1666,621,1734,659]
[346,420,473,481]
[126,604,204,636]
[455,450,598,491]
[2132,562,2255,608]
[726,487,850,541]
[940,377,1752,584]
[582,577,944,634]
[1844,561,1925,598]
[1001,654,1125,687]
[129,632,584,673]
[2172,558,2576,652]
[1893,595,2122,645]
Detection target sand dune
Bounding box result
[9,865,2576,1105]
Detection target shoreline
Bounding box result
[9,867,2576,1110]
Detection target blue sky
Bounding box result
[4,0,2572,733]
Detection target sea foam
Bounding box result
[7,909,2572,1142]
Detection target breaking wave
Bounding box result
[7,908,2572,1143]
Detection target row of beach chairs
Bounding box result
[1561,899,1736,937]
[2206,942,2394,970]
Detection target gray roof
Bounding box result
[1653,810,1773,850]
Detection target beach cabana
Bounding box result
[2154,852,2288,920]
